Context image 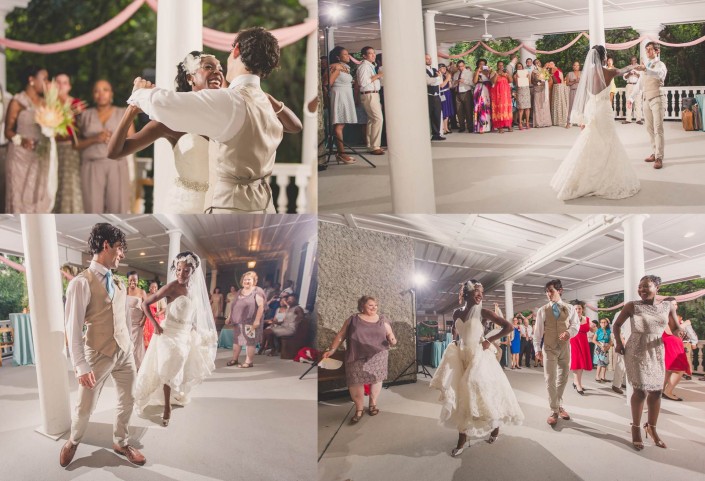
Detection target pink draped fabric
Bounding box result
[0,0,315,54]
[0,254,73,280]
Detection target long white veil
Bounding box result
[186,255,218,364]
[569,48,607,126]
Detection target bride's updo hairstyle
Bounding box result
[592,45,607,63]
[461,280,483,300]
[171,251,200,272]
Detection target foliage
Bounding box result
[448,38,520,70]
[114,272,150,292]
[5,0,307,162]
[0,256,28,320]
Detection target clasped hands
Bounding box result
[133,77,156,93]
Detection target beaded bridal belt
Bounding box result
[175,176,209,192]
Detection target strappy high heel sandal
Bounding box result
[162,406,171,427]
[451,433,468,457]
[630,423,643,451]
[350,409,364,424]
[644,423,666,448]
[368,404,380,416]
[488,427,499,444]
[336,153,357,165]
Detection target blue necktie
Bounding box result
[552,303,560,319]
[105,270,115,300]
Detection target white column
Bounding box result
[518,35,542,65]
[623,215,648,303]
[585,297,599,323]
[635,25,662,64]
[0,9,8,99]
[381,0,436,214]
[20,214,71,437]
[324,26,336,54]
[588,0,606,48]
[209,268,218,293]
[424,10,440,68]
[153,0,203,213]
[300,0,318,213]
[504,280,514,320]
[297,237,317,310]
[167,229,182,283]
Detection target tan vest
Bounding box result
[642,65,663,101]
[541,302,570,350]
[209,85,284,212]
[79,269,131,357]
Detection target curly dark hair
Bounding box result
[87,223,127,255]
[545,279,563,292]
[645,41,660,53]
[232,27,280,79]
[477,58,487,68]
[640,275,662,288]
[328,46,346,65]
[592,45,607,62]
[19,65,46,88]
[174,51,204,92]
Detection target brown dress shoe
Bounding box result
[113,444,146,466]
[547,412,559,426]
[558,407,571,420]
[611,385,624,394]
[644,154,656,162]
[60,440,78,467]
[654,158,663,169]
[369,148,385,155]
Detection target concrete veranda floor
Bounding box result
[319,122,705,213]
[1,349,317,481]
[318,366,705,481]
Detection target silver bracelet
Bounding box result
[274,102,285,115]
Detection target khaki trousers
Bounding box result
[612,351,626,388]
[360,93,383,151]
[543,340,571,412]
[643,95,665,159]
[70,347,136,447]
[625,84,642,121]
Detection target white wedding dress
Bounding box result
[163,133,211,214]
[134,295,216,410]
[551,83,641,201]
[430,304,524,436]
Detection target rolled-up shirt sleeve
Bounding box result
[357,62,375,91]
[566,305,580,338]
[127,87,245,143]
[65,277,91,377]
[533,308,544,353]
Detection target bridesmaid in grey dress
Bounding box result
[565,61,581,128]
[4,66,52,213]
[127,271,147,370]
[76,80,133,213]
[328,46,357,164]
[531,60,552,128]
[613,275,683,451]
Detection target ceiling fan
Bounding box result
[481,13,493,41]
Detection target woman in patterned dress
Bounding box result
[322,296,397,424]
[490,61,513,133]
[514,63,532,130]
[531,59,552,128]
[472,59,493,133]
[438,64,455,135]
[53,73,85,213]
[613,275,684,451]
[328,46,357,164]
[225,271,266,368]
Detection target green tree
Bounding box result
[448,38,520,71]
[0,256,28,320]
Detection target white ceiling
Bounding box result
[321,0,705,46]
[319,214,705,313]
[0,214,316,276]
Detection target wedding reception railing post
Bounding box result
[695,341,704,374]
[612,86,705,120]
[271,163,311,213]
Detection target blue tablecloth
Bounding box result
[430,341,443,368]
[695,94,705,131]
[218,327,233,349]
[9,313,34,366]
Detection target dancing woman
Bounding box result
[613,275,684,450]
[135,252,217,426]
[430,280,524,457]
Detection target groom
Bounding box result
[627,42,668,170]
[60,223,146,467]
[533,279,579,426]
[128,27,285,213]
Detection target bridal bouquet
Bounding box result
[539,68,551,82]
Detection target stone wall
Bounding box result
[317,221,416,391]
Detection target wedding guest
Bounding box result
[514,63,531,130]
[490,61,513,133]
[426,54,445,141]
[328,46,357,163]
[525,58,535,124]
[506,55,518,81]
[224,285,236,319]
[520,314,534,368]
[472,59,492,133]
[4,65,51,213]
[259,296,289,354]
[622,56,643,124]
[126,271,147,370]
[607,56,617,109]
[613,275,683,450]
[452,60,473,132]
[510,316,521,369]
[569,301,592,395]
[594,318,612,383]
[53,73,85,213]
[225,271,266,368]
[322,296,397,423]
[439,64,455,135]
[679,315,698,377]
[662,300,690,401]
[565,61,581,128]
[76,80,132,213]
[261,295,304,356]
[356,46,385,155]
[588,320,598,367]
[143,281,166,349]
[531,59,552,128]
[549,62,569,126]
[210,286,223,319]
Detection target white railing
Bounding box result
[0,319,12,358]
[613,85,705,120]
[271,162,312,214]
[694,340,705,375]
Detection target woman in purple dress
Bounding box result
[439,63,455,135]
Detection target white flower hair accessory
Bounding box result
[182,52,218,75]
[171,253,200,271]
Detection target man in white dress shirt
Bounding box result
[622,56,643,125]
[533,279,580,426]
[452,60,474,132]
[426,54,445,141]
[357,46,385,155]
[129,27,285,213]
[627,42,668,169]
[60,223,145,468]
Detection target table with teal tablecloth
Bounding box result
[9,313,34,365]
[430,341,443,368]
[695,94,705,131]
[218,327,234,349]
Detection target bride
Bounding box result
[135,251,217,426]
[430,280,524,457]
[550,45,641,201]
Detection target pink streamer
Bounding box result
[0,254,74,280]
[585,289,705,312]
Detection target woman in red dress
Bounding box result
[490,60,513,133]
[662,301,690,401]
[569,301,592,395]
[143,281,166,349]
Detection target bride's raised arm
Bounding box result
[107,105,179,159]
[265,93,302,133]
[142,281,180,336]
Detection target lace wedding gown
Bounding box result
[134,295,216,410]
[430,304,524,436]
[550,87,641,200]
[163,134,211,214]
